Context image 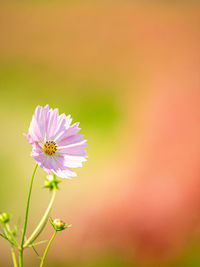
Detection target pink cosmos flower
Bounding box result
[24,105,87,178]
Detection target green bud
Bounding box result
[50,217,71,232]
[43,174,60,190]
[11,226,17,237]
[0,212,10,224]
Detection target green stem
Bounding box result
[23,187,57,248]
[11,246,18,267]
[1,222,15,247]
[19,164,38,267]
[5,224,19,248]
[19,251,22,267]
[40,231,57,267]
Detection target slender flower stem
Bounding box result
[1,222,17,247]
[24,187,57,248]
[5,223,19,248]
[19,164,38,267]
[19,251,22,267]
[11,246,18,267]
[40,231,57,267]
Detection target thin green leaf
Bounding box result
[0,233,7,240]
[0,233,15,245]
[28,240,48,247]
[62,224,72,231]
[32,245,41,259]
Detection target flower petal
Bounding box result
[62,155,87,168]
[50,155,77,178]
[52,168,77,179]
[57,134,85,147]
[58,143,87,157]
[54,123,80,143]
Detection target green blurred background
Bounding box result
[0,1,200,267]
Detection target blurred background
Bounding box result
[0,1,200,266]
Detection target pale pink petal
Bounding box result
[59,143,87,156]
[57,134,85,147]
[54,123,80,143]
[46,108,59,140]
[35,105,49,141]
[63,155,87,168]
[54,152,86,168]
[52,168,77,179]
[27,105,50,143]
[50,155,77,178]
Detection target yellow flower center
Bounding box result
[43,141,57,155]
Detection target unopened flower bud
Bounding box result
[53,219,65,230]
[0,212,10,224]
[43,174,60,190]
[11,227,17,237]
[50,217,71,231]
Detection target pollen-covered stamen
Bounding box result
[43,141,57,155]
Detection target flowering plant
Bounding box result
[0,105,87,267]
